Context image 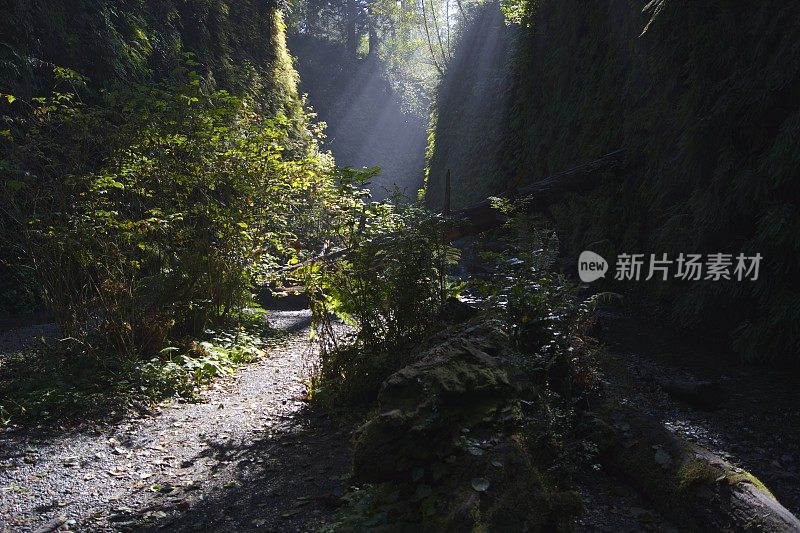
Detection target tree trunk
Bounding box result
[367,0,378,57]
[591,403,800,531]
[346,0,358,57]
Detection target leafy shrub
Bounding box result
[301,197,462,406]
[136,331,268,400]
[472,212,607,394]
[0,315,275,425]
[1,62,336,361]
[0,3,370,417]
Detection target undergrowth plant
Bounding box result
[473,209,608,390]
[0,308,279,424]
[0,55,371,425]
[1,61,336,363]
[320,211,610,531]
[300,196,462,408]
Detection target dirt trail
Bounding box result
[0,310,353,532]
[4,308,798,532]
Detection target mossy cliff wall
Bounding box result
[0,0,308,314]
[0,0,302,120]
[427,0,800,363]
[425,2,517,211]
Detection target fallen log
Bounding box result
[272,149,626,274]
[257,283,311,310]
[444,148,626,241]
[589,403,800,531]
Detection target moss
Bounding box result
[345,321,581,531]
[422,431,579,532]
[352,336,517,482]
[677,458,775,499]
[677,459,723,490]
[265,9,303,120]
[726,470,774,499]
[2,0,307,132]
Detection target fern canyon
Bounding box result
[1,1,800,531]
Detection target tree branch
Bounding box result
[420,0,444,75]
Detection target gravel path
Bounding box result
[0,322,59,355]
[6,308,793,532]
[0,310,353,532]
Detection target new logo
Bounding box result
[578,251,608,283]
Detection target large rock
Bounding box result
[345,318,800,532]
[353,320,515,482]
[349,319,582,532]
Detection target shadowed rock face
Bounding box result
[425,2,518,211]
[428,0,800,363]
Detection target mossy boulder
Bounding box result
[349,320,582,532]
[353,321,516,482]
[430,434,582,532]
